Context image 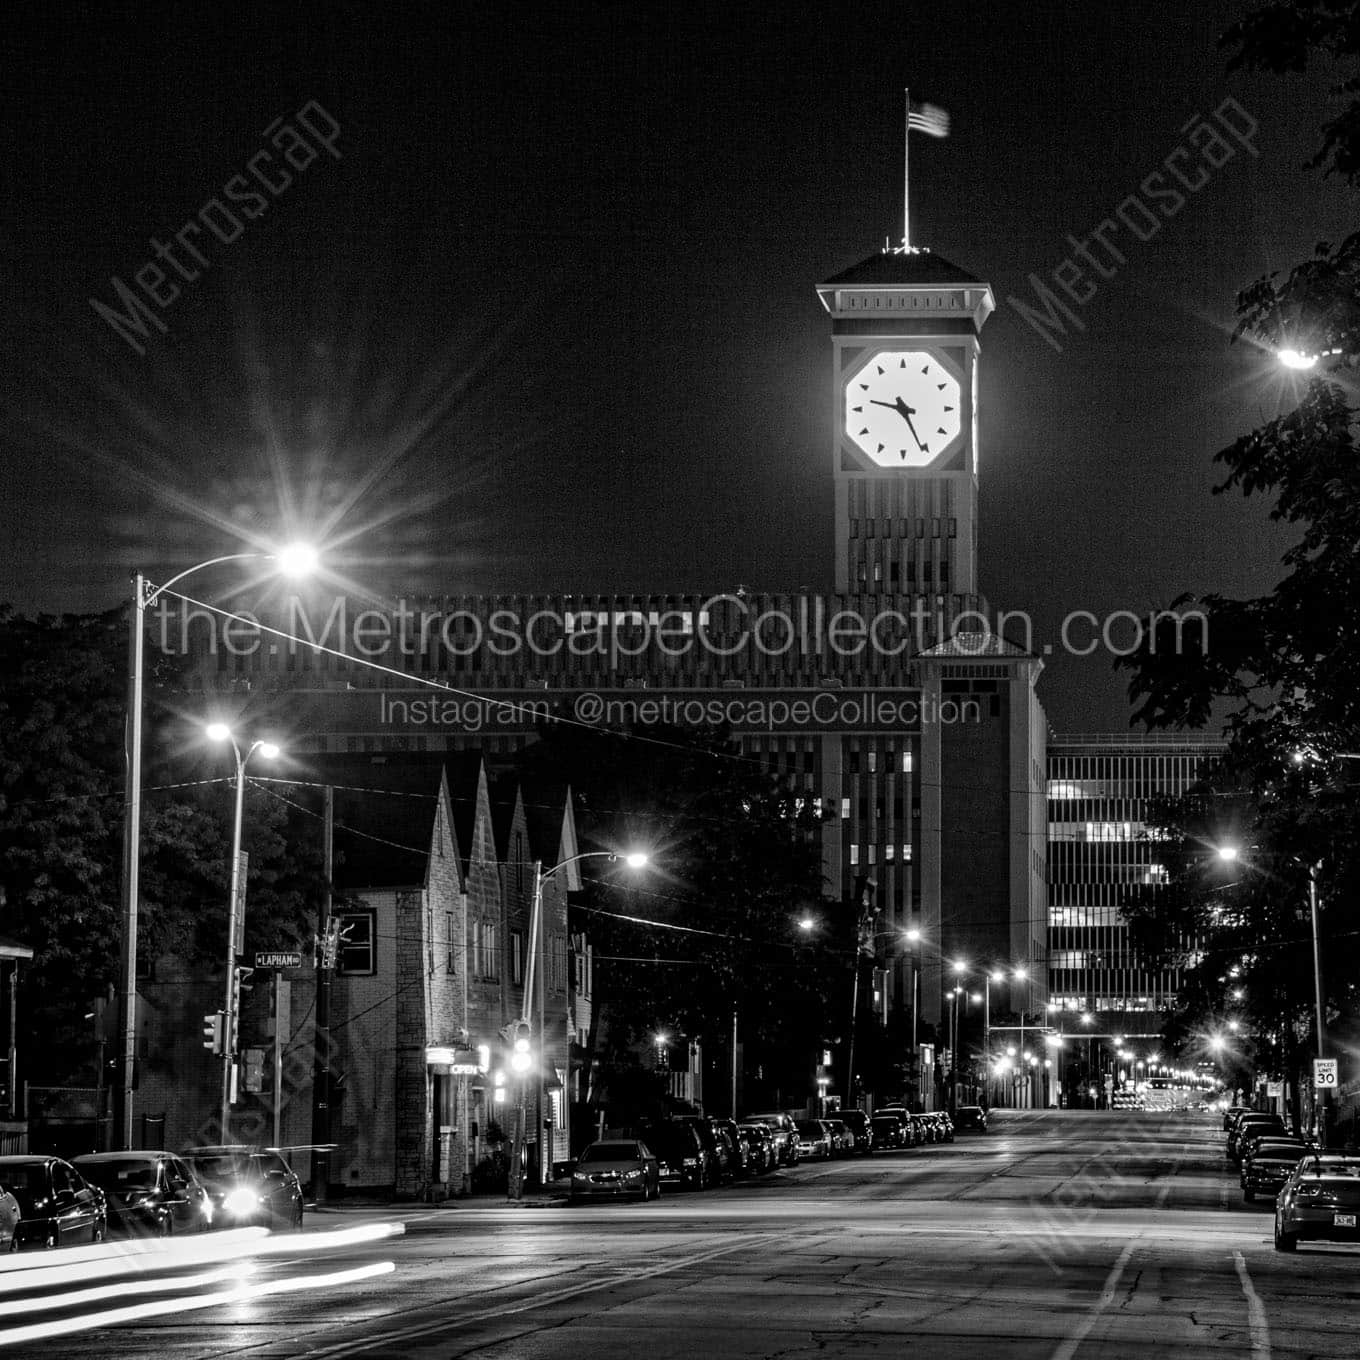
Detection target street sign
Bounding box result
[1314,1058,1339,1089]
[255,951,303,970]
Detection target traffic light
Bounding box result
[202,1011,224,1055]
[510,1020,532,1074]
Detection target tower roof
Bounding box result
[819,248,982,289]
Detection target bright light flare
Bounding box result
[1217,845,1239,862]
[624,852,649,870]
[257,741,280,760]
[797,917,816,933]
[1278,348,1318,370]
[275,542,320,577]
[205,722,232,743]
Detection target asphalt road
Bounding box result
[3,1109,1355,1359]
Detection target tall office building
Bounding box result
[1047,733,1226,1037]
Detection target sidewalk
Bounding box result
[307,1180,571,1213]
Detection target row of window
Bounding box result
[847,844,914,866]
[855,560,951,586]
[849,517,959,539]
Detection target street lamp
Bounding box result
[115,544,316,1150]
[508,848,649,1199]
[207,724,281,1138]
[1218,841,1327,1142]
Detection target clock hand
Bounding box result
[900,409,927,451]
[868,399,903,412]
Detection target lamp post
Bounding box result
[207,725,280,1138]
[114,545,316,1151]
[1218,842,1328,1144]
[508,849,648,1201]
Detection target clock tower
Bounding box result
[816,248,994,596]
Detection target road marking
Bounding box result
[1048,1239,1136,1360]
[302,1232,781,1358]
[1233,1249,1271,1359]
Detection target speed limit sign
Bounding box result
[1314,1058,1339,1089]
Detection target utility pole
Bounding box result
[114,574,146,1152]
[311,786,334,1203]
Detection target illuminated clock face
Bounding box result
[845,350,962,468]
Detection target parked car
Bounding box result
[1223,1104,1252,1132]
[1228,1114,1285,1162]
[569,1140,660,1203]
[711,1119,748,1176]
[871,1114,905,1150]
[838,1109,874,1153]
[745,1112,799,1166]
[181,1145,304,1229]
[0,1183,20,1252]
[953,1106,988,1133]
[937,1112,956,1143]
[643,1122,707,1190]
[0,1155,107,1249]
[737,1122,777,1173]
[824,1118,853,1156]
[1239,1126,1299,1167]
[1241,1139,1310,1203]
[916,1112,940,1144]
[673,1116,728,1186]
[875,1107,914,1146]
[1276,1154,1360,1251]
[73,1152,213,1236]
[795,1119,833,1160]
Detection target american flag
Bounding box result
[907,100,950,138]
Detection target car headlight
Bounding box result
[572,1172,588,1182]
[225,1188,262,1216]
[683,1158,697,1168]
[624,1169,643,1180]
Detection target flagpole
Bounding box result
[903,87,910,251]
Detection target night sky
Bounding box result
[0,1,1349,730]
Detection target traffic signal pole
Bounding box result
[312,785,334,1203]
[508,862,544,1202]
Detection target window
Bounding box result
[840,797,851,819]
[885,844,895,862]
[850,844,859,866]
[868,844,876,864]
[474,920,499,980]
[901,844,912,863]
[867,751,877,773]
[445,912,457,974]
[901,750,912,773]
[515,832,524,892]
[337,911,375,976]
[511,930,525,985]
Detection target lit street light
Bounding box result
[207,724,282,1138]
[115,544,316,1150]
[509,848,649,1199]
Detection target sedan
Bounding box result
[838,1109,874,1153]
[795,1119,832,1160]
[570,1140,660,1203]
[1228,1115,1284,1162]
[871,1115,905,1150]
[0,1155,107,1249]
[737,1123,777,1173]
[74,1152,213,1236]
[0,1184,19,1252]
[1276,1154,1360,1251]
[1240,1139,1310,1204]
[182,1146,304,1229]
[954,1106,988,1133]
